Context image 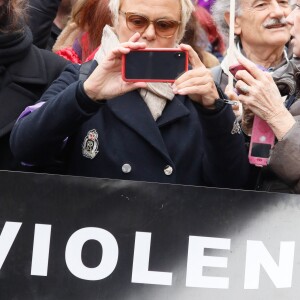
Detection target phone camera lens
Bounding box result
[175,52,182,58]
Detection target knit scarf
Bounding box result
[94,25,175,120]
[0,25,32,66]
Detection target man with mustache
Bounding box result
[211,0,292,91]
[220,2,300,193]
[210,0,293,191]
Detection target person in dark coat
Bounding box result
[0,0,70,170]
[28,0,76,50]
[10,0,250,189]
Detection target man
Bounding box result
[28,0,77,50]
[211,0,292,90]
[0,0,69,170]
[10,0,250,189]
[220,2,300,193]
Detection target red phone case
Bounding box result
[248,116,275,167]
[122,48,188,83]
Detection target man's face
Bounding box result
[234,0,291,49]
[115,0,181,48]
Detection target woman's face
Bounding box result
[115,0,181,48]
[287,3,300,57]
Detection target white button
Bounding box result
[164,165,173,176]
[122,164,132,173]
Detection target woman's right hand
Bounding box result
[83,32,148,101]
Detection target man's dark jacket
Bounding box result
[0,36,69,170]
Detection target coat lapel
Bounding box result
[108,91,190,160]
[8,46,48,84]
[156,94,190,127]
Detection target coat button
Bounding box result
[122,163,132,173]
[164,165,173,176]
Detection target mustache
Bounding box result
[263,17,287,27]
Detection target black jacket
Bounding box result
[28,0,61,49]
[0,39,69,170]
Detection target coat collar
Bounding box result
[7,45,49,85]
[107,90,190,160]
[0,46,49,136]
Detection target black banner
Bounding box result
[0,170,300,299]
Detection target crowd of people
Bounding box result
[1,0,300,193]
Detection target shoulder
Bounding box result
[201,51,220,68]
[210,64,223,85]
[33,45,70,67]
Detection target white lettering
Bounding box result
[131,232,172,285]
[0,222,22,270]
[31,224,52,276]
[65,227,118,280]
[186,236,230,289]
[244,240,295,289]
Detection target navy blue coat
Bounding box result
[10,63,250,189]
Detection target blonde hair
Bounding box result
[108,0,195,42]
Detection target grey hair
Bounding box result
[211,0,242,45]
[211,0,293,45]
[108,0,195,42]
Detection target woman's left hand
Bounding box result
[172,44,219,109]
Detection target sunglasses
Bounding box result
[119,11,181,38]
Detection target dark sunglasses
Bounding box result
[119,11,181,38]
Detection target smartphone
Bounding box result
[122,48,188,82]
[248,115,275,167]
[229,63,246,77]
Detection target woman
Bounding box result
[10,0,250,189]
[181,9,220,68]
[0,0,69,171]
[229,3,300,193]
[53,0,112,63]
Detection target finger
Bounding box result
[120,41,147,50]
[174,79,218,99]
[128,32,141,42]
[237,93,255,107]
[235,81,250,95]
[174,67,209,88]
[236,54,266,81]
[234,69,259,86]
[108,42,147,60]
[125,81,148,90]
[179,43,204,69]
[173,73,213,93]
[225,85,238,101]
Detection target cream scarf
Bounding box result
[94,25,175,120]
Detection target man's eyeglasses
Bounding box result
[119,11,181,38]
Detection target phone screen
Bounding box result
[123,50,187,81]
[250,143,272,158]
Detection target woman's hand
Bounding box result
[172,44,219,109]
[83,33,148,101]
